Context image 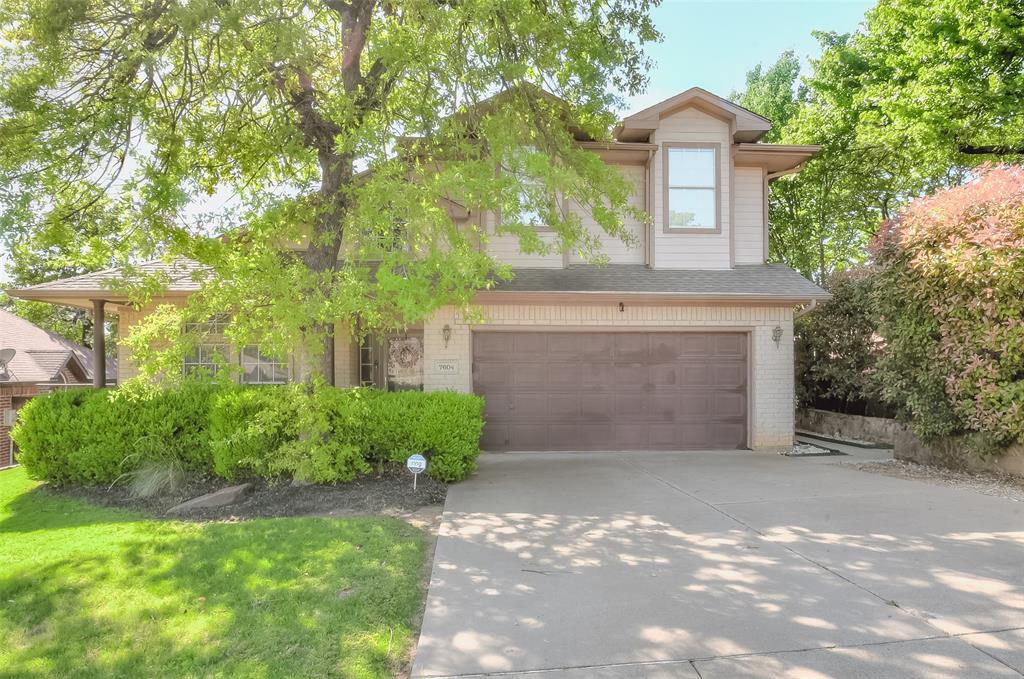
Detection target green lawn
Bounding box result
[0,467,427,679]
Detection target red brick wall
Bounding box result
[0,385,41,468]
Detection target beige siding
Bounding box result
[733,166,765,264]
[334,322,359,387]
[116,306,140,383]
[424,303,795,449]
[568,163,646,265]
[650,107,732,269]
[484,210,564,268]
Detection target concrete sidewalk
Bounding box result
[412,451,1024,678]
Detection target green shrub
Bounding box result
[12,381,218,485]
[208,386,299,479]
[207,385,483,483]
[794,268,891,416]
[14,382,483,486]
[872,164,1024,451]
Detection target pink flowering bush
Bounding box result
[872,165,1024,452]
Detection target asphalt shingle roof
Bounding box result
[0,309,116,385]
[12,258,206,295]
[491,264,829,299]
[11,259,827,303]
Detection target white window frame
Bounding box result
[239,345,291,385]
[663,142,721,233]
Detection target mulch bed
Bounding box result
[47,468,448,522]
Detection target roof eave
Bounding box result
[475,290,831,305]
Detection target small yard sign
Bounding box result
[406,454,427,490]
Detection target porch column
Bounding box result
[91,299,106,388]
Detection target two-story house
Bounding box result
[10,87,828,452]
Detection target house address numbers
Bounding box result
[433,359,460,374]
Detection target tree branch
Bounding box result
[959,144,1024,155]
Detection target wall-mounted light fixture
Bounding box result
[618,302,625,313]
[442,324,452,348]
[772,325,784,347]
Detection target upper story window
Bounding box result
[511,178,546,228]
[501,147,552,230]
[665,145,718,231]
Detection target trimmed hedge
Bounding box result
[11,382,217,485]
[12,383,484,485]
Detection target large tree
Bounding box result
[732,48,902,281]
[734,0,1023,281]
[847,0,1024,160]
[0,0,658,381]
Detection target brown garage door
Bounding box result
[473,331,748,451]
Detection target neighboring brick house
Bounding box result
[10,87,828,452]
[0,309,116,468]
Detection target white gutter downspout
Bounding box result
[645,147,654,268]
[767,162,807,181]
[793,298,818,320]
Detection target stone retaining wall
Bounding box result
[797,408,1024,478]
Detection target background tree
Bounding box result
[734,0,1022,281]
[0,0,659,382]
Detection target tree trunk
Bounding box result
[300,150,353,384]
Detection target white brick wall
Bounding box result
[424,302,795,449]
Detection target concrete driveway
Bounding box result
[412,451,1024,678]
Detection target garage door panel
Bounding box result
[713,333,747,356]
[578,333,614,359]
[678,422,711,448]
[711,422,747,448]
[580,393,614,421]
[613,333,651,360]
[476,332,512,355]
[547,362,582,387]
[713,392,746,419]
[613,423,651,448]
[507,424,550,450]
[512,363,548,387]
[581,363,614,387]
[650,394,679,420]
[548,393,581,420]
[482,392,512,421]
[544,333,584,357]
[614,364,649,385]
[680,393,711,418]
[578,424,615,448]
[511,392,551,419]
[679,363,710,386]
[648,424,678,448]
[548,424,582,450]
[474,331,747,451]
[481,424,509,450]
[513,333,547,354]
[649,335,680,362]
[712,362,747,388]
[680,334,710,355]
[475,363,511,390]
[614,392,648,418]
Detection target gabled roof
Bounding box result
[616,87,773,143]
[0,308,116,385]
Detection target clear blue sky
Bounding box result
[623,0,875,114]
